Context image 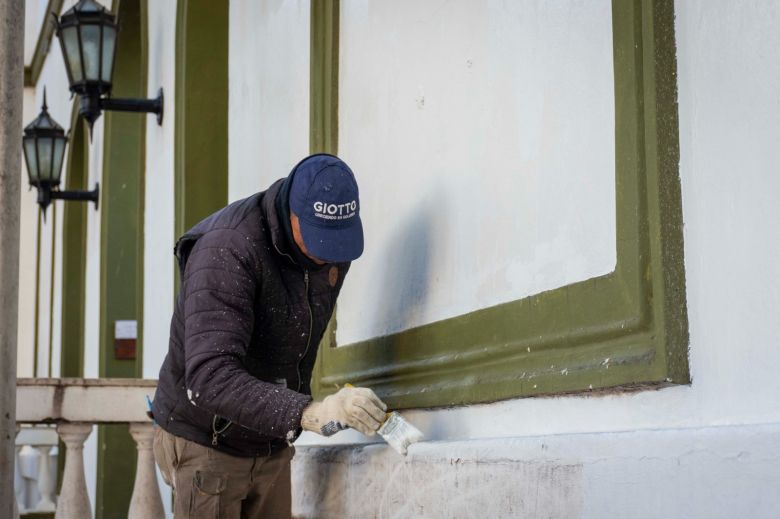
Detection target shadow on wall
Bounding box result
[303,196,440,507]
[367,192,437,352]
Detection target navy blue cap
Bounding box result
[289,155,363,262]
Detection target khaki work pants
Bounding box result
[153,427,293,519]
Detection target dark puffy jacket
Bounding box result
[152,177,349,457]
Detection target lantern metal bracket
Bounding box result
[79,88,164,129]
[37,182,100,213]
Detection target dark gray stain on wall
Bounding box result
[292,444,584,518]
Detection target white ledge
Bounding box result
[16,378,158,424]
[16,425,58,445]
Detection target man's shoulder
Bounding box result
[186,194,268,256]
[210,193,264,230]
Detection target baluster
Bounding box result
[35,445,57,511]
[55,423,93,519]
[18,445,38,510]
[127,423,165,519]
[14,426,22,519]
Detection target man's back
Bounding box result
[153,179,349,457]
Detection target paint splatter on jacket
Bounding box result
[152,178,349,457]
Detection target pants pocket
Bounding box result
[189,470,228,518]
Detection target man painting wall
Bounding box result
[151,154,386,518]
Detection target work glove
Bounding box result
[301,386,387,437]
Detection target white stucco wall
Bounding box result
[23,1,41,65]
[294,1,780,517]
[34,214,52,377]
[142,0,176,380]
[17,88,40,378]
[142,2,177,514]
[49,198,63,379]
[294,422,780,519]
[30,36,73,379]
[336,0,616,344]
[228,0,310,201]
[18,0,53,378]
[15,0,780,517]
[300,0,780,447]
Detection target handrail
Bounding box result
[15,378,164,519]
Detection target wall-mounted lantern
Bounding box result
[22,93,100,215]
[54,0,163,133]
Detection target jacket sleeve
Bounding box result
[181,229,312,439]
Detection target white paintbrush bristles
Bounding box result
[378,411,424,455]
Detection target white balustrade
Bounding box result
[128,422,165,519]
[14,426,23,516]
[56,423,93,519]
[35,444,57,511]
[15,378,165,519]
[13,426,21,519]
[15,425,58,514]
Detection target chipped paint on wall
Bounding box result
[293,442,584,518]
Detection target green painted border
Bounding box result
[96,1,147,517]
[173,0,229,250]
[24,0,65,87]
[60,104,88,380]
[310,0,339,155]
[311,0,689,408]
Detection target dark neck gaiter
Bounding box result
[275,175,322,271]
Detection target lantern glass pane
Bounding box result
[80,24,101,81]
[62,26,84,82]
[52,137,67,184]
[37,137,53,181]
[23,138,39,182]
[101,25,116,83]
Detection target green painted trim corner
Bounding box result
[311,0,689,409]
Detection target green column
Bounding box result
[60,110,88,380]
[96,1,147,517]
[174,0,229,241]
[310,0,339,155]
